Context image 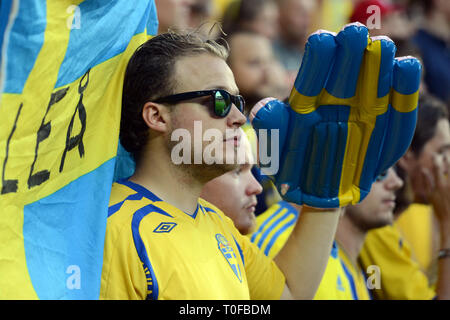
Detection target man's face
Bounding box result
[245,2,279,40]
[167,53,247,181]
[344,168,404,231]
[228,34,275,109]
[410,119,450,203]
[200,162,263,235]
[278,0,315,44]
[155,0,193,33]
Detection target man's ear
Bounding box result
[142,101,171,133]
[398,149,415,172]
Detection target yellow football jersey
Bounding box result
[100,180,285,300]
[338,244,372,300]
[250,201,354,300]
[314,242,354,300]
[359,224,436,300]
[395,204,433,273]
[250,201,299,258]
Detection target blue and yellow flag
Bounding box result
[0,0,158,299]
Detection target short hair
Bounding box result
[121,31,229,162]
[410,94,449,156]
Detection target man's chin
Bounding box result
[363,216,394,231]
[191,162,239,184]
[240,218,257,236]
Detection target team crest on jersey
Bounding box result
[215,234,242,283]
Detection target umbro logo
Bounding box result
[153,222,177,233]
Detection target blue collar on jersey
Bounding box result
[117,179,162,202]
[117,179,200,219]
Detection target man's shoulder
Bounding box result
[109,181,135,205]
[108,182,146,217]
[107,181,173,228]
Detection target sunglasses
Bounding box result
[154,89,245,118]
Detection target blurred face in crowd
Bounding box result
[201,140,262,235]
[370,11,413,39]
[404,118,450,203]
[434,0,450,20]
[242,1,280,40]
[158,53,247,181]
[344,168,404,231]
[228,33,277,112]
[155,0,193,33]
[277,0,316,45]
[188,0,213,30]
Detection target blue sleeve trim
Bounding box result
[250,205,285,243]
[256,209,296,249]
[340,260,359,300]
[232,235,245,268]
[263,210,298,256]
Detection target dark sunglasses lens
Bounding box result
[214,90,231,117]
[237,96,245,113]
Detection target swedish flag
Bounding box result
[0,0,158,299]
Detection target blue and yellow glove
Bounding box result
[250,23,421,208]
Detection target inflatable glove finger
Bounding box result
[250,23,421,208]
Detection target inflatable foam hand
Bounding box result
[250,23,421,208]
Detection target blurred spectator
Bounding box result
[273,0,317,80]
[335,168,404,300]
[226,31,290,114]
[221,0,280,40]
[395,95,450,275]
[411,0,450,104]
[154,0,194,34]
[360,94,450,299]
[226,31,290,217]
[398,95,450,206]
[349,0,413,40]
[188,0,215,30]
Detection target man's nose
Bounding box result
[227,104,247,128]
[246,174,263,196]
[385,168,404,190]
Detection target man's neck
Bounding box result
[130,150,204,215]
[335,215,366,267]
